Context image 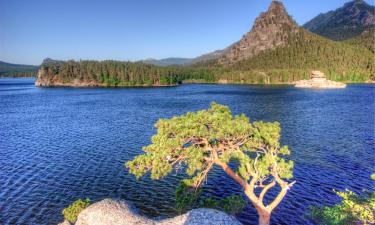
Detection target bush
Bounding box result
[199,195,247,215]
[311,175,375,225]
[219,195,247,215]
[62,198,91,223]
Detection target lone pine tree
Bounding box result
[126,102,295,225]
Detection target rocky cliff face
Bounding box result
[219,1,299,64]
[35,66,102,87]
[303,0,375,40]
[35,67,54,87]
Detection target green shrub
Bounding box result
[311,175,375,225]
[219,195,247,215]
[200,197,219,209]
[62,198,91,223]
[198,195,247,215]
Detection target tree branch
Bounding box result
[259,180,276,202]
[265,168,296,211]
[214,160,248,189]
[245,174,266,209]
[195,161,214,187]
[266,186,288,211]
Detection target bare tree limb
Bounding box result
[259,180,276,202]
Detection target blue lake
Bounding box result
[0,78,374,225]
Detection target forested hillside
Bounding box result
[192,30,374,84]
[191,0,374,84]
[345,28,375,53]
[0,61,38,77]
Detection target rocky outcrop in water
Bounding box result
[295,71,347,88]
[219,1,299,64]
[35,67,102,87]
[59,199,243,225]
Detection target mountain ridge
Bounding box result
[303,0,375,40]
[140,45,234,66]
[0,61,39,76]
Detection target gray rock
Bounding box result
[58,220,72,225]
[70,199,242,225]
[158,208,242,225]
[75,199,153,225]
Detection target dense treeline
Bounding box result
[40,60,186,86]
[345,28,375,53]
[0,61,38,77]
[0,71,37,78]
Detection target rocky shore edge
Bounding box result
[59,199,243,225]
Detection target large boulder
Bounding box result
[310,71,326,79]
[66,199,242,225]
[295,71,346,88]
[158,208,243,225]
[75,199,152,225]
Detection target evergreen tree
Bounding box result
[126,103,295,225]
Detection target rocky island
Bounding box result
[295,71,347,88]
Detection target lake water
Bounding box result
[0,78,374,225]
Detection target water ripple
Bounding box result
[0,78,374,225]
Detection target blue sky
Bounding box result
[0,0,358,65]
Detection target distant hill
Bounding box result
[141,58,192,67]
[140,47,233,67]
[303,0,375,41]
[192,46,233,64]
[0,61,39,77]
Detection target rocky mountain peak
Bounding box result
[268,0,287,14]
[219,1,299,64]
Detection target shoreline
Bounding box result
[35,81,179,88]
[34,79,375,88]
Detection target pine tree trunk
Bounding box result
[258,209,271,225]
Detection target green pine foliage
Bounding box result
[311,175,375,225]
[200,195,247,215]
[126,102,295,224]
[174,179,246,215]
[62,198,91,223]
[345,28,375,54]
